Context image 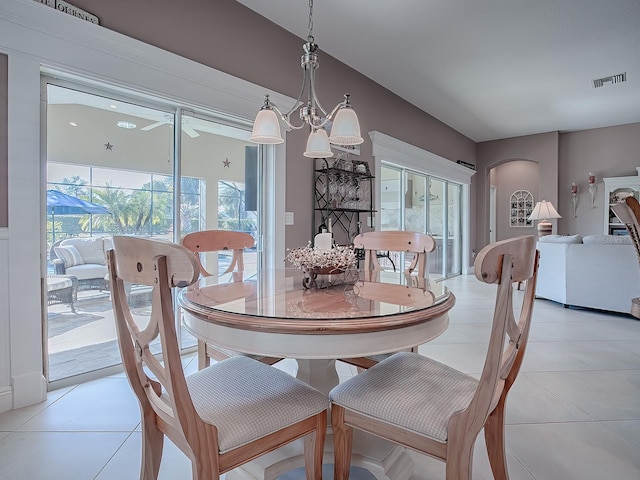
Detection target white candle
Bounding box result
[314,232,332,250]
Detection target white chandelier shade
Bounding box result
[303,128,333,158]
[328,104,363,146]
[250,107,284,144]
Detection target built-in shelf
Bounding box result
[603,167,640,235]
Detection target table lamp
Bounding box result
[528,200,561,237]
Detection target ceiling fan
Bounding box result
[140,115,200,138]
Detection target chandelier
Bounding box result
[249,0,363,158]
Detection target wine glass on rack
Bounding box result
[338,174,348,208]
[328,173,339,208]
[348,182,357,208]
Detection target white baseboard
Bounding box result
[0,386,12,413]
[11,371,47,409]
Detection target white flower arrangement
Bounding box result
[286,243,357,273]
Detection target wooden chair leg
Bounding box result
[331,405,353,480]
[140,410,164,480]
[304,411,327,480]
[192,458,218,480]
[484,395,509,480]
[197,340,210,370]
[445,436,474,480]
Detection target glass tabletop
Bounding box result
[179,268,450,321]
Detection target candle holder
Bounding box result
[571,182,578,218]
[588,173,597,209]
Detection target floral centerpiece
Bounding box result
[286,243,357,288]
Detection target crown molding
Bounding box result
[369,131,475,185]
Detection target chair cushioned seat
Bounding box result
[330,352,478,442]
[186,356,328,453]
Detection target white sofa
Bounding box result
[50,236,113,290]
[535,234,640,314]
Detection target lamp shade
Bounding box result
[528,200,561,221]
[328,106,363,146]
[250,108,284,144]
[304,128,334,158]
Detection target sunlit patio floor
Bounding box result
[47,288,196,382]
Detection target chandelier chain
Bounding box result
[307,0,314,43]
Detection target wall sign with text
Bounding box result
[33,0,99,25]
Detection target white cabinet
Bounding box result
[603,167,640,235]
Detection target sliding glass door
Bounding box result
[380,164,462,280]
[44,80,263,384]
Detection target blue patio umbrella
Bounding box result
[47,190,110,243]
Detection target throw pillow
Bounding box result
[538,234,583,244]
[583,234,632,245]
[54,245,85,268]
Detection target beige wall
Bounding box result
[68,0,476,250]
[559,123,640,235]
[0,53,7,227]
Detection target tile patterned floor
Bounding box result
[2,274,640,479]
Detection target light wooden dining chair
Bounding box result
[330,235,538,480]
[611,196,640,318]
[181,230,282,368]
[108,236,328,480]
[355,230,436,278]
[340,230,436,369]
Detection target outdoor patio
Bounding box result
[47,286,197,382]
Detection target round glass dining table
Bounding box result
[178,268,455,480]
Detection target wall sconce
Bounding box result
[571,182,578,218]
[588,172,597,208]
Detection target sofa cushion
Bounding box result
[583,234,632,245]
[538,234,583,244]
[61,237,107,265]
[53,245,85,268]
[65,264,108,281]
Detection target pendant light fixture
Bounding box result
[249,0,363,158]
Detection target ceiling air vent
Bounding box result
[592,72,626,88]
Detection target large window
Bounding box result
[47,165,204,243]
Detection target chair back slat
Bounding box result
[455,236,538,434]
[353,231,436,277]
[108,236,201,444]
[182,230,254,277]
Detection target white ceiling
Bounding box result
[237,0,640,142]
